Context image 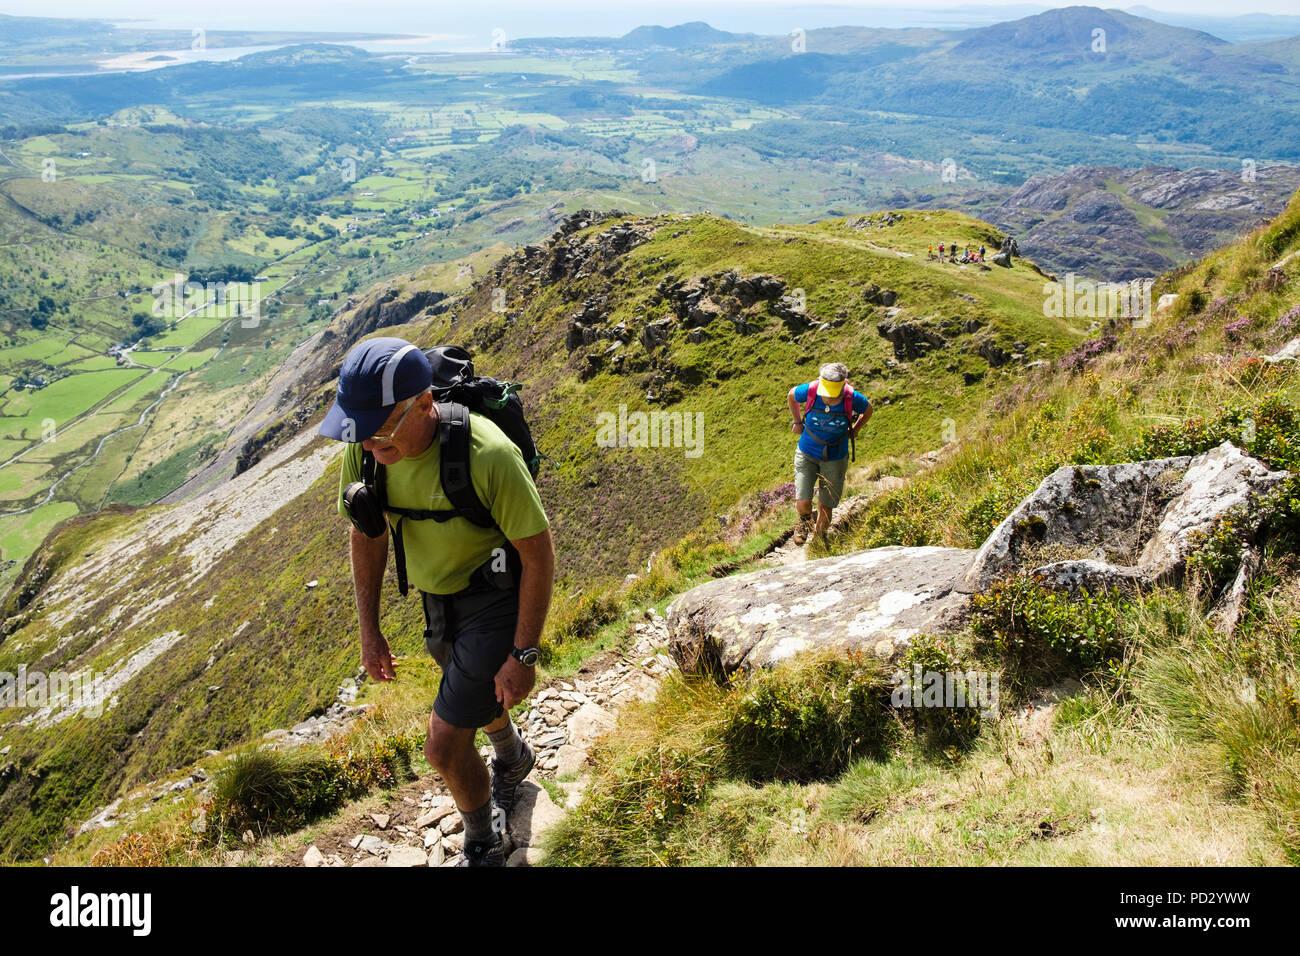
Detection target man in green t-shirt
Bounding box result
[322,337,554,867]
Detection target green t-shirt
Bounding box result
[336,412,549,595]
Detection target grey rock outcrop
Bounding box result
[960,442,1289,593]
[1265,338,1300,363]
[1139,443,1288,573]
[876,318,947,361]
[992,237,1017,268]
[667,546,974,674]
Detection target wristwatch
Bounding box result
[511,646,540,667]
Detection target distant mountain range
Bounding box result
[520,20,751,51]
[514,7,1300,166]
[1124,6,1300,43]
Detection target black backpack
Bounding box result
[355,346,540,596]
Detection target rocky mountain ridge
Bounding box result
[963,163,1300,281]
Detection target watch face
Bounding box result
[516,647,539,666]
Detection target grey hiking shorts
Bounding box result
[423,585,519,729]
[794,448,849,509]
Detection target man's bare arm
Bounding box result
[350,524,396,680]
[510,527,554,650]
[492,527,554,711]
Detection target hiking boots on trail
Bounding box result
[490,736,535,817]
[792,512,815,546]
[459,804,508,867]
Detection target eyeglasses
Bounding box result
[368,396,419,444]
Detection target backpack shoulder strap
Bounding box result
[842,386,854,418]
[362,447,389,510]
[437,402,495,529]
[804,380,819,414]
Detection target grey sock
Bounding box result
[461,798,495,843]
[487,719,523,766]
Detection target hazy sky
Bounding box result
[4,0,1299,35]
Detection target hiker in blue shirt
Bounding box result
[786,362,872,544]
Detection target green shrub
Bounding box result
[331,731,421,795]
[896,634,985,752]
[1122,394,1299,472]
[543,588,621,650]
[1187,474,1300,593]
[1123,409,1251,462]
[970,575,1130,692]
[720,651,900,781]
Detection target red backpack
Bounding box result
[802,379,858,461]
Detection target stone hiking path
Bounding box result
[287,613,677,868]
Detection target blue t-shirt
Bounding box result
[793,382,870,461]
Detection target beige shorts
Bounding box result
[794,449,848,508]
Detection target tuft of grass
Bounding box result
[90,821,198,868]
[1129,583,1300,861]
[820,757,942,824]
[543,671,729,866]
[206,749,348,846]
[546,647,964,865]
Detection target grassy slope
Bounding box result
[0,205,1082,860]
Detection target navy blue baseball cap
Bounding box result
[318,337,433,442]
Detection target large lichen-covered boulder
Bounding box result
[960,441,1289,593]
[666,546,974,675]
[1140,442,1289,570]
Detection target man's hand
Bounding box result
[791,420,804,434]
[361,632,397,682]
[494,654,535,711]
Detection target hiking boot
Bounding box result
[792,513,814,545]
[490,736,535,817]
[458,804,507,867]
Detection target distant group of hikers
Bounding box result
[928,242,986,264]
